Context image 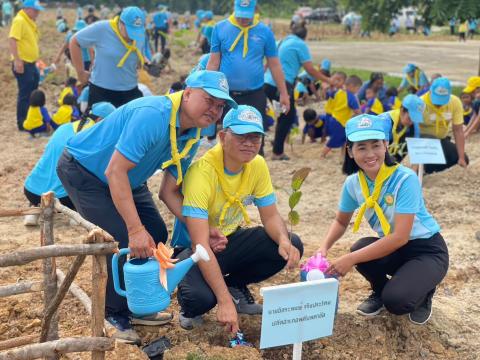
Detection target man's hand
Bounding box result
[13,59,24,74]
[326,253,355,277]
[278,240,300,269]
[209,227,228,253]
[458,157,468,168]
[217,299,239,334]
[279,92,290,115]
[129,227,156,258]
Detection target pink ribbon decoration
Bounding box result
[300,253,330,273]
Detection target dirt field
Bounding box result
[0,10,479,360]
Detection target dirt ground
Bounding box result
[1,10,479,360]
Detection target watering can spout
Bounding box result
[166,244,210,293]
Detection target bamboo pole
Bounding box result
[40,192,59,357]
[0,337,115,360]
[0,281,43,298]
[0,208,41,217]
[40,255,87,342]
[91,232,108,360]
[0,243,117,268]
[0,335,38,351]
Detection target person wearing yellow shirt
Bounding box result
[173,105,303,333]
[8,0,44,131]
[420,77,468,174]
[464,76,480,138]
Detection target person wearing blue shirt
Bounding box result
[264,24,331,160]
[197,10,215,54]
[398,63,429,94]
[152,8,169,52]
[449,17,456,35]
[23,102,116,226]
[357,72,388,104]
[468,18,477,39]
[54,20,91,71]
[56,70,237,343]
[207,0,289,155]
[316,114,448,326]
[2,0,13,25]
[69,6,147,108]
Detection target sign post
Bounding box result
[405,137,446,185]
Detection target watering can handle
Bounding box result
[111,248,130,298]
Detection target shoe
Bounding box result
[228,285,263,315]
[356,292,384,316]
[24,214,39,226]
[179,312,204,330]
[409,292,433,325]
[106,314,141,344]
[131,311,173,326]
[271,154,290,161]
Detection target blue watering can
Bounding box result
[112,245,209,316]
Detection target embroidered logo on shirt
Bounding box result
[239,109,262,125]
[384,193,394,206]
[357,117,372,128]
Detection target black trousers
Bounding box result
[12,62,39,130]
[423,136,469,174]
[177,226,303,318]
[351,233,449,315]
[87,82,143,109]
[56,151,168,315]
[264,82,296,155]
[153,27,168,53]
[24,187,75,210]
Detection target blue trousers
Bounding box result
[13,62,39,130]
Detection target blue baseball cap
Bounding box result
[346,114,386,142]
[185,70,237,109]
[73,19,87,31]
[403,63,416,73]
[321,58,331,71]
[430,77,451,106]
[204,10,213,20]
[120,7,146,44]
[23,0,44,11]
[223,105,264,135]
[91,102,116,118]
[234,0,257,19]
[402,94,425,123]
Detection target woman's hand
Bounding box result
[326,253,356,277]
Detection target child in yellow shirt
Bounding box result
[51,94,80,129]
[23,90,52,137]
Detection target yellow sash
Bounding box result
[370,98,384,115]
[405,69,420,90]
[161,91,201,186]
[425,93,448,137]
[52,105,73,126]
[388,110,408,157]
[353,164,399,236]
[109,16,144,68]
[202,143,251,227]
[23,106,43,130]
[228,14,260,58]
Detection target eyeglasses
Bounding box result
[227,130,263,144]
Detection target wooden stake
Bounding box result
[0,337,115,360]
[0,208,41,217]
[0,281,43,298]
[91,232,108,360]
[40,192,59,358]
[40,255,87,342]
[0,335,38,351]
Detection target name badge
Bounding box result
[443,112,452,120]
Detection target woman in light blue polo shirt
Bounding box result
[69,6,147,108]
[317,114,449,325]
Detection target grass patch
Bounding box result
[332,67,463,97]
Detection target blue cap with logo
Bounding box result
[402,94,425,123]
[91,102,116,118]
[346,114,386,142]
[234,0,257,19]
[73,19,87,31]
[185,70,237,109]
[120,6,146,44]
[403,63,416,73]
[23,0,44,11]
[204,10,213,20]
[321,58,331,71]
[430,77,451,106]
[223,105,264,135]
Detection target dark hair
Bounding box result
[366,83,378,94]
[370,72,384,82]
[386,86,398,97]
[170,81,184,92]
[29,90,46,107]
[321,69,330,77]
[291,24,307,39]
[303,108,317,122]
[62,94,76,106]
[334,71,347,81]
[342,140,397,175]
[66,77,77,87]
[162,48,171,59]
[345,75,362,88]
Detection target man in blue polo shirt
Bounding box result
[152,6,170,52]
[264,24,331,160]
[207,0,289,155]
[57,70,237,344]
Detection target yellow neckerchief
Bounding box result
[370,97,384,115]
[353,163,400,236]
[52,105,73,126]
[425,92,448,137]
[72,118,95,133]
[109,16,144,68]
[388,109,408,156]
[202,143,251,227]
[161,91,201,186]
[203,19,216,28]
[463,107,472,117]
[23,106,43,130]
[18,10,39,37]
[58,87,73,106]
[405,69,420,90]
[228,14,260,58]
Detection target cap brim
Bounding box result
[203,87,238,109]
[234,8,255,19]
[430,92,450,106]
[408,109,424,124]
[463,85,475,93]
[347,130,385,142]
[228,124,264,135]
[125,26,145,44]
